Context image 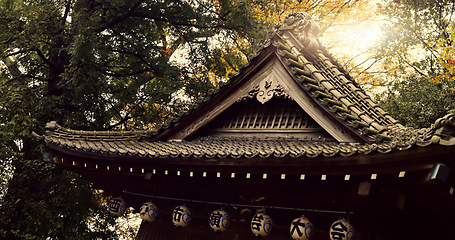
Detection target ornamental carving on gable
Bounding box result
[238,75,290,104]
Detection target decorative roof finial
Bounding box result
[431,112,455,146]
[270,12,321,53]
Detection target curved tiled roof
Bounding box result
[253,12,403,142]
[40,121,441,160]
[36,13,455,163]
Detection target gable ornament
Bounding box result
[257,74,279,104]
[239,74,290,104]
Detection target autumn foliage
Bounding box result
[0,0,454,239]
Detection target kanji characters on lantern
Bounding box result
[330,218,354,240]
[107,197,356,238]
[109,196,127,217]
[250,212,273,237]
[139,201,158,223]
[172,205,192,228]
[290,215,314,240]
[209,209,231,232]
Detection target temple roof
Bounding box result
[39,120,442,160]
[150,12,400,143]
[36,12,455,163]
[32,13,455,240]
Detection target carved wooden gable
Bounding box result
[156,12,394,143]
[200,98,334,140]
[168,57,359,142]
[196,60,333,140]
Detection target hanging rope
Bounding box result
[123,189,353,215]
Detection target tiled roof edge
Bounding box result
[42,135,438,160]
[430,112,455,146]
[317,45,402,127]
[267,12,405,143]
[42,121,154,141]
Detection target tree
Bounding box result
[0,0,269,239]
[374,0,454,79]
[379,76,455,128]
[373,0,455,127]
[0,0,371,238]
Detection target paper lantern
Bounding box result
[172,205,191,228]
[209,209,231,232]
[290,216,314,240]
[108,197,127,217]
[250,213,273,237]
[329,219,354,240]
[139,201,158,223]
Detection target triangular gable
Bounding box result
[153,12,401,143]
[160,56,361,142]
[199,98,335,140]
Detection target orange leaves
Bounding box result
[157,28,183,59]
[429,21,455,83]
[438,46,455,80]
[249,0,364,26]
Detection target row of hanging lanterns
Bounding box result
[109,197,354,239]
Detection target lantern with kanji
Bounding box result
[109,196,127,217]
[250,212,273,237]
[290,215,314,240]
[329,218,354,240]
[172,205,192,228]
[209,209,230,232]
[139,201,158,223]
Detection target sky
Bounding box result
[319,0,386,69]
[323,20,385,56]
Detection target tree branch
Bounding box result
[130,11,241,31]
[353,56,377,70]
[358,59,379,76]
[396,52,428,77]
[2,49,30,58]
[403,22,440,60]
[319,0,359,35]
[34,48,50,65]
[307,0,325,12]
[97,0,146,32]
[230,33,250,62]
[8,74,45,83]
[105,95,149,130]
[342,49,374,69]
[102,68,149,78]
[61,0,72,24]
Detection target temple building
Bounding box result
[35,12,455,240]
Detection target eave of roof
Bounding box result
[39,121,439,162]
[33,13,455,168]
[33,114,455,181]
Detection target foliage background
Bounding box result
[375,0,455,128]
[0,0,453,239]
